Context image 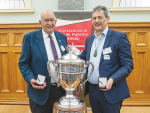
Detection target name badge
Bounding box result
[60,45,65,51]
[104,55,110,60]
[103,47,112,55]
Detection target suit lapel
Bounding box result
[99,28,112,64]
[87,35,95,61]
[37,28,48,64]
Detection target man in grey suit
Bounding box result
[18,10,68,113]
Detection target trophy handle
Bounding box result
[80,61,94,87]
[47,60,59,84]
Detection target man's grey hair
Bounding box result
[92,6,109,18]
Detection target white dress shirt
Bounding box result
[42,29,61,83]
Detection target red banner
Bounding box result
[55,20,93,50]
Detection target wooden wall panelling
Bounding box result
[127,50,136,94]
[125,31,136,47]
[0,51,10,93]
[12,31,26,93]
[0,23,150,106]
[0,32,8,47]
[134,50,147,94]
[13,51,27,93]
[109,25,150,106]
[148,31,150,98]
[136,32,148,47]
[0,27,40,104]
[123,31,135,94]
[13,32,24,47]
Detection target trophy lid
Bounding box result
[69,42,80,55]
[57,43,84,64]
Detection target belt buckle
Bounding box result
[57,83,60,87]
[51,82,60,87]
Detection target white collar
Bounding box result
[42,29,55,39]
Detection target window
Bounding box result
[120,0,150,7]
[0,0,24,9]
[110,0,150,13]
[0,0,34,15]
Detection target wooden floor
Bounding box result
[0,105,150,113]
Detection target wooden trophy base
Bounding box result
[53,102,87,113]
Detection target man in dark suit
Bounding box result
[79,6,133,113]
[18,10,68,113]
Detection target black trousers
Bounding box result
[29,85,65,113]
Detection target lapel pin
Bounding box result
[59,40,61,42]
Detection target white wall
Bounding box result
[84,0,150,22]
[0,0,149,23]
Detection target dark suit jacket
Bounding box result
[80,28,133,104]
[18,28,68,105]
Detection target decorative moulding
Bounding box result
[110,0,150,13]
[110,7,150,13]
[53,10,92,20]
[53,10,92,15]
[0,9,34,15]
[0,0,34,15]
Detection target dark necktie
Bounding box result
[48,35,58,61]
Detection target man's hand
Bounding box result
[74,86,81,96]
[100,78,114,91]
[30,79,47,90]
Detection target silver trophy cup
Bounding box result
[47,47,94,113]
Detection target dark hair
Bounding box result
[92,6,109,18]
